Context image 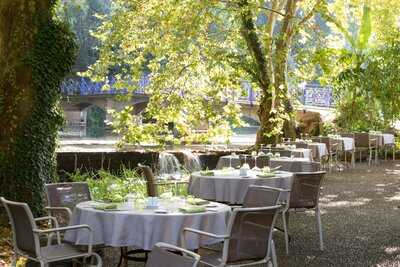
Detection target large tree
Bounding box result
[87,0,326,146]
[0,0,76,214]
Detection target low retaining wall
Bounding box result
[56,150,232,179]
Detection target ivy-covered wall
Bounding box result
[0,0,77,215]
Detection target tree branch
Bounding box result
[236,0,270,89]
[297,0,323,27]
[258,5,286,17]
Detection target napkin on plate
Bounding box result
[179,206,206,213]
[186,198,209,205]
[93,203,119,211]
[256,172,276,178]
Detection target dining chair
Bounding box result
[319,137,340,171]
[45,182,92,227]
[283,171,326,252]
[145,242,200,267]
[242,185,283,208]
[353,133,378,165]
[138,163,158,197]
[243,184,295,256]
[1,197,102,267]
[181,205,281,267]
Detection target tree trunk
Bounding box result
[0,0,76,215]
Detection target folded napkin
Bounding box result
[179,206,206,214]
[256,173,276,178]
[186,198,209,205]
[200,170,215,176]
[93,203,118,211]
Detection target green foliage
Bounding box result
[311,1,400,132]
[0,6,77,215]
[68,167,188,202]
[69,167,147,202]
[56,0,110,72]
[84,0,324,146]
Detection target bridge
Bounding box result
[60,77,333,137]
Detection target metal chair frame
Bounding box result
[181,205,281,267]
[145,242,200,267]
[1,197,101,267]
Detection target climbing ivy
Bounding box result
[0,3,77,215]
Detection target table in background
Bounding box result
[189,170,293,204]
[269,157,320,172]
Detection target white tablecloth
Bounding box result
[309,143,328,159]
[290,148,312,160]
[64,201,230,250]
[189,170,293,204]
[382,134,395,145]
[336,137,355,151]
[269,158,320,173]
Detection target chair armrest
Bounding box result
[45,206,72,222]
[182,228,229,240]
[34,216,61,245]
[34,224,94,254]
[155,242,200,261]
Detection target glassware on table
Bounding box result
[251,152,260,172]
[227,152,237,170]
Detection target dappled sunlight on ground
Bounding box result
[320,197,372,208]
[385,192,400,201]
[2,161,400,266]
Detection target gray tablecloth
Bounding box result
[269,158,320,172]
[215,155,270,169]
[64,201,230,250]
[189,170,293,204]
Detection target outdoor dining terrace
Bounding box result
[1,132,400,267]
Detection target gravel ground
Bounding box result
[99,161,400,267]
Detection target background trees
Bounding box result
[86,0,326,146]
[0,0,76,214]
[313,0,400,132]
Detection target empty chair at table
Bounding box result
[353,133,378,165]
[319,137,341,171]
[45,182,92,227]
[1,197,102,267]
[242,185,284,208]
[139,163,189,197]
[283,171,326,253]
[294,142,308,149]
[146,242,200,267]
[139,164,158,197]
[182,187,282,267]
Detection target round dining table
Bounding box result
[269,157,320,172]
[64,200,230,250]
[189,170,293,204]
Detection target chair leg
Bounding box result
[375,148,378,163]
[11,254,17,267]
[282,212,289,255]
[393,146,396,160]
[368,150,372,166]
[91,252,103,267]
[316,206,324,251]
[271,239,278,267]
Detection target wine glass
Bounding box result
[251,151,260,172]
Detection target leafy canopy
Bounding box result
[85,0,325,146]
